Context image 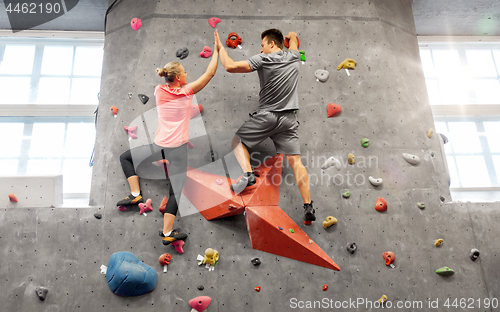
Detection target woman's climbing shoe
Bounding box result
[160,228,188,246]
[116,193,143,206]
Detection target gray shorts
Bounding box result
[235,110,300,155]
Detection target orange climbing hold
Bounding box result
[323,284,328,291]
[326,103,342,118]
[383,251,395,265]
[8,193,17,202]
[158,253,172,266]
[159,196,168,214]
[375,197,387,212]
[226,32,242,49]
[110,106,118,115]
[255,286,261,292]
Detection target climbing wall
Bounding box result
[2,0,500,311]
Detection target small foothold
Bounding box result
[440,196,445,202]
[110,106,118,115]
[159,196,168,214]
[299,50,306,62]
[138,94,149,104]
[278,226,283,230]
[439,133,449,144]
[347,153,355,165]
[289,229,295,233]
[197,285,204,291]
[124,126,138,139]
[284,35,300,49]
[131,18,142,30]
[430,152,434,157]
[8,193,18,202]
[158,253,172,266]
[427,128,433,138]
[470,248,480,261]
[322,216,337,229]
[361,138,369,148]
[326,103,342,118]
[378,295,388,304]
[342,191,350,198]
[94,213,102,219]
[117,205,127,212]
[434,239,443,247]
[323,284,328,291]
[251,257,261,266]
[216,179,223,185]
[139,198,153,215]
[128,93,132,99]
[176,47,189,60]
[255,286,261,292]
[346,242,357,254]
[337,58,357,71]
[403,153,420,165]
[369,176,383,187]
[417,202,425,209]
[383,251,395,266]
[208,17,221,28]
[321,156,341,170]
[190,104,204,119]
[436,266,454,276]
[226,32,242,49]
[314,69,329,82]
[35,286,48,301]
[375,197,387,212]
[171,240,185,254]
[199,46,212,58]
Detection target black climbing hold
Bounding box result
[439,133,449,144]
[176,47,189,60]
[138,94,149,105]
[251,257,261,266]
[346,242,357,254]
[440,196,445,202]
[94,213,102,219]
[470,249,480,261]
[197,285,204,291]
[35,286,48,301]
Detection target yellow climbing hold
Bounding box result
[337,58,357,71]
[427,128,433,138]
[378,295,388,303]
[348,153,355,165]
[434,239,443,247]
[322,216,338,229]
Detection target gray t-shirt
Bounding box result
[247,50,300,112]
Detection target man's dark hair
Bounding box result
[261,29,284,49]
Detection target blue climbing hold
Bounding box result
[278,226,283,230]
[106,251,157,296]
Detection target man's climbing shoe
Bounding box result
[116,193,143,206]
[304,201,316,222]
[160,228,188,246]
[230,172,256,194]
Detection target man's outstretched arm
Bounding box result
[215,30,252,73]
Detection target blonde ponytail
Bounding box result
[156,62,181,83]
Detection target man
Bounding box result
[214,29,316,222]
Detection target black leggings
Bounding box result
[119,143,188,216]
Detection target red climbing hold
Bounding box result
[208,17,221,28]
[171,239,185,254]
[323,284,328,291]
[284,36,300,49]
[200,46,212,58]
[8,193,17,203]
[255,286,261,292]
[139,198,153,215]
[110,106,118,115]
[131,18,142,30]
[226,32,242,49]
[375,197,387,212]
[383,251,395,265]
[118,205,127,212]
[304,220,312,225]
[190,104,204,119]
[124,126,138,139]
[158,253,172,266]
[159,196,168,214]
[326,103,342,118]
[189,296,212,312]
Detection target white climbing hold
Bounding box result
[314,69,329,82]
[369,176,383,186]
[403,153,420,165]
[100,264,107,274]
[321,156,341,171]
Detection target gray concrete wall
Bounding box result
[2,0,499,311]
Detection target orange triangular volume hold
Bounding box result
[245,206,340,271]
[182,167,245,220]
[240,154,283,207]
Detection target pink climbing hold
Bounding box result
[118,206,127,212]
[200,46,212,58]
[139,198,153,215]
[216,178,223,185]
[208,17,221,28]
[124,126,138,139]
[171,239,185,254]
[189,296,212,312]
[131,18,142,30]
[190,104,204,119]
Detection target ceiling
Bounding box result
[0,0,498,36]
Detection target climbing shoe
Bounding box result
[303,201,316,222]
[160,228,188,246]
[116,193,143,206]
[230,172,256,194]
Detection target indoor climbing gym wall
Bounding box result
[2,0,500,311]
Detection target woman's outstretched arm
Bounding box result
[191,31,219,94]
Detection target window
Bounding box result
[0,32,103,198]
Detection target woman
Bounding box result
[117,31,219,245]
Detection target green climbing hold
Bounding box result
[299,50,306,62]
[417,202,425,209]
[361,138,369,148]
[436,266,454,276]
[289,229,295,233]
[342,191,350,198]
